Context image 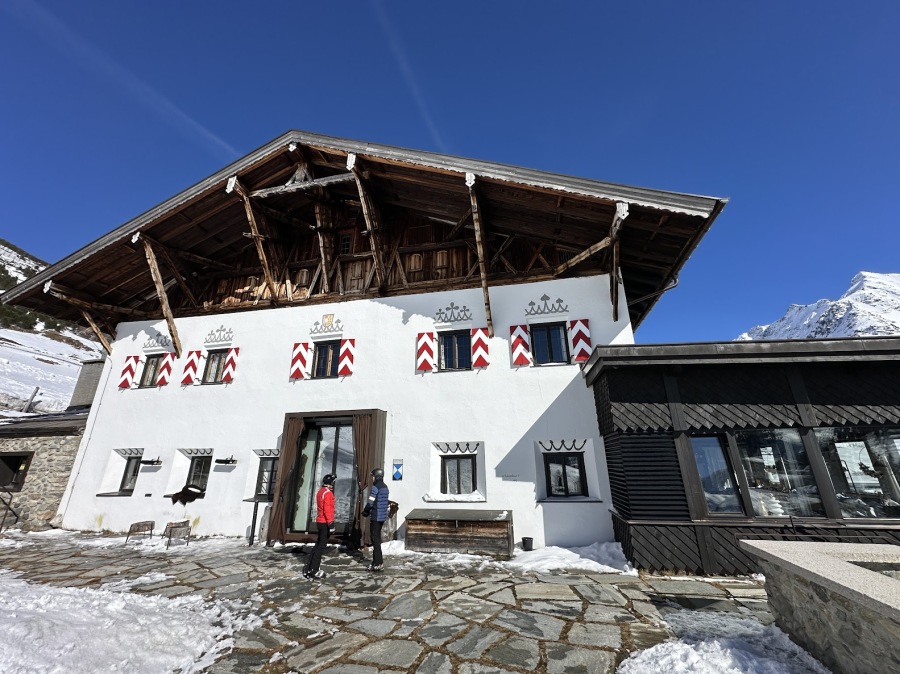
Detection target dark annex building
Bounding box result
[584,336,900,574]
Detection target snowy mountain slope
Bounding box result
[737,272,900,340]
[0,238,103,413]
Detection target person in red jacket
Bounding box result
[304,473,336,579]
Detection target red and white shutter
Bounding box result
[118,355,140,389]
[181,350,202,385]
[338,339,355,376]
[290,342,312,379]
[568,319,592,362]
[509,325,532,366]
[222,347,239,383]
[471,328,490,368]
[155,352,176,386]
[416,332,437,372]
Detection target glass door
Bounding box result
[289,419,356,534]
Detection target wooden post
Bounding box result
[137,235,183,358]
[609,202,628,322]
[140,235,198,307]
[347,154,387,291]
[80,309,112,355]
[466,173,494,338]
[227,176,280,305]
[314,202,333,294]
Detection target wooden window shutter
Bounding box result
[118,355,140,389]
[290,342,312,379]
[416,332,437,372]
[222,347,240,383]
[181,350,202,385]
[155,353,176,386]
[338,339,355,376]
[509,325,532,366]
[568,319,592,362]
[471,328,490,368]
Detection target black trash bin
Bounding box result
[522,537,533,551]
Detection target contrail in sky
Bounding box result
[371,0,449,153]
[2,0,240,162]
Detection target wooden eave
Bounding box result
[3,130,727,332]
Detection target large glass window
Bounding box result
[544,453,588,497]
[689,436,743,514]
[441,455,476,494]
[313,341,340,378]
[187,456,212,491]
[439,331,471,371]
[531,323,569,365]
[816,427,900,518]
[733,429,825,517]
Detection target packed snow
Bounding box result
[0,241,44,284]
[0,529,835,673]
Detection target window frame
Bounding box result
[139,355,162,388]
[543,452,588,497]
[255,457,279,501]
[440,455,477,495]
[439,330,472,371]
[313,340,341,379]
[530,322,570,365]
[202,349,228,384]
[187,456,212,491]
[0,452,34,492]
[688,435,746,516]
[119,456,142,493]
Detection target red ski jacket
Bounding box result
[315,485,335,524]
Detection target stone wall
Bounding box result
[0,433,82,530]
[758,558,900,674]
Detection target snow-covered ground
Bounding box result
[0,530,833,674]
[0,327,103,412]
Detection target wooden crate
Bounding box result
[405,508,513,559]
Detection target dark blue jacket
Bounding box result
[366,479,390,522]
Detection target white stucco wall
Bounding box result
[58,275,634,548]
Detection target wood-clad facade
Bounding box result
[584,337,900,574]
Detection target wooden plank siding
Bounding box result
[405,509,514,559]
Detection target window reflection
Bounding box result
[816,427,900,518]
[689,436,743,514]
[733,429,825,517]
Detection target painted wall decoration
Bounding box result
[393,460,403,481]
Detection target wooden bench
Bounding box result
[125,520,155,544]
[405,508,514,559]
[163,519,191,549]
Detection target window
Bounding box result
[187,456,212,491]
[441,455,476,494]
[202,349,228,384]
[733,429,825,517]
[313,341,341,378]
[339,234,351,255]
[439,331,471,371]
[531,322,569,365]
[0,453,33,491]
[139,355,162,387]
[544,453,588,497]
[255,457,279,500]
[816,427,900,518]
[119,457,141,493]
[690,436,743,514]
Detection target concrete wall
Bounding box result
[57,275,633,547]
[0,433,82,530]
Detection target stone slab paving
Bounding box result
[0,532,772,673]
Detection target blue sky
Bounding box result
[1,1,898,343]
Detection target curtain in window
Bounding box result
[267,416,305,545]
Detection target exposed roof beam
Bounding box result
[250,171,356,198]
[139,235,199,308]
[314,202,333,294]
[609,202,629,322]
[43,281,152,319]
[226,177,279,305]
[466,173,494,338]
[134,234,183,358]
[554,237,612,276]
[80,310,112,355]
[347,153,387,291]
[445,208,472,241]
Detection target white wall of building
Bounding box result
[58,275,634,548]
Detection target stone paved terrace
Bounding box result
[0,531,772,673]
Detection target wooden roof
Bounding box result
[3,130,727,337]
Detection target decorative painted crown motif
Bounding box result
[432,441,481,454]
[525,294,569,316]
[204,325,234,346]
[434,302,473,323]
[310,314,343,335]
[142,333,171,350]
[538,439,588,452]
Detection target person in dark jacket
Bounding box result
[304,473,336,579]
[362,467,389,571]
